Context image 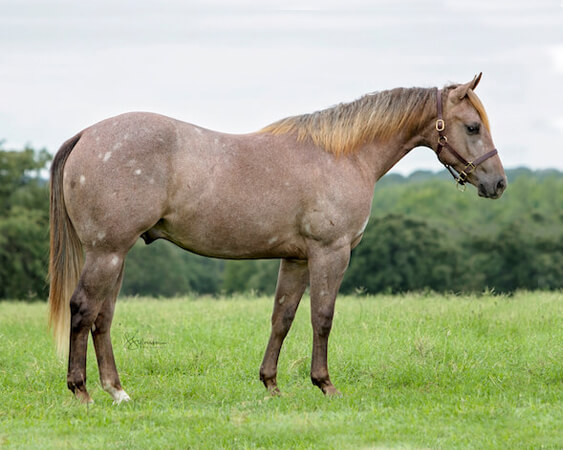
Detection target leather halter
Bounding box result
[435,88,498,188]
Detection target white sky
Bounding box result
[1,0,562,174]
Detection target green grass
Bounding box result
[1,292,562,449]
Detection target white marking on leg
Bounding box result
[111,255,119,266]
[278,295,286,305]
[103,382,131,404]
[79,175,86,185]
[112,390,131,404]
[103,151,112,162]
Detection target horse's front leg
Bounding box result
[307,243,350,396]
[260,259,309,394]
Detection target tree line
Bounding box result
[1,145,561,300]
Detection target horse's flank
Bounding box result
[259,86,490,156]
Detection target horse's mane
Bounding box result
[259,86,490,156]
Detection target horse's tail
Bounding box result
[48,133,84,358]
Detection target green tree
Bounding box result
[472,214,563,292]
[121,240,224,297]
[0,147,51,299]
[342,214,467,294]
[221,259,279,294]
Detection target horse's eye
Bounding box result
[465,123,480,135]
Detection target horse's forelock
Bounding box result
[466,89,491,132]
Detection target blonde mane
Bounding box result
[259,87,436,156]
[259,86,491,156]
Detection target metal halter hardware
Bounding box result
[435,88,498,190]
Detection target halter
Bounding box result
[435,88,498,190]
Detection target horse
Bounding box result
[48,73,506,404]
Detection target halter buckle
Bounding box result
[435,119,445,132]
[457,171,468,183]
[464,161,476,174]
[455,181,467,192]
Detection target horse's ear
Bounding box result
[451,72,483,101]
[471,72,483,90]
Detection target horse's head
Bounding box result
[434,73,507,199]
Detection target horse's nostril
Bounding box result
[496,178,506,192]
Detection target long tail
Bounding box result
[48,133,84,357]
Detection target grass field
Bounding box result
[1,291,562,449]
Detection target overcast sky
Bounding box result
[1,0,562,174]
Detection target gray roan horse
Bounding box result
[49,74,506,404]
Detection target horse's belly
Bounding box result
[157,210,307,260]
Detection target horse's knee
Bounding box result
[271,306,297,338]
[281,307,297,330]
[313,308,334,337]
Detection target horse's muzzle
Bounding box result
[478,176,507,199]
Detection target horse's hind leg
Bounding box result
[91,263,131,404]
[67,251,125,404]
[260,259,309,394]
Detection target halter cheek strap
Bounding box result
[435,88,498,188]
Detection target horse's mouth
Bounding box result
[478,185,504,199]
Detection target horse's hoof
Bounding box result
[74,390,94,405]
[323,385,342,397]
[111,389,132,405]
[268,385,282,396]
[262,377,281,396]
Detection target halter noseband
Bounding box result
[435,88,498,189]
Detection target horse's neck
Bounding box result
[359,94,436,182]
[359,132,431,184]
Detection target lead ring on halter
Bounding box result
[434,88,498,189]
